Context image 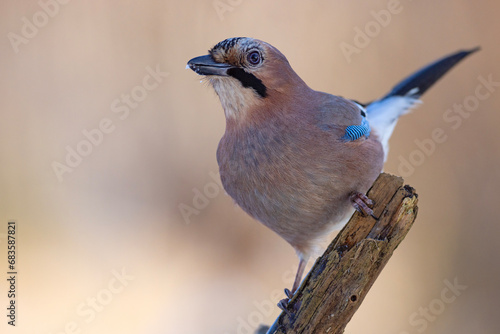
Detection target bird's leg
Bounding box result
[291,258,307,295]
[278,258,307,314]
[350,192,374,216]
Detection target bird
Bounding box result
[187,37,478,307]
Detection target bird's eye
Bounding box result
[247,51,261,65]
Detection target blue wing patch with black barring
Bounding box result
[342,118,371,141]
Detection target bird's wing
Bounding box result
[315,93,371,141]
[342,101,371,141]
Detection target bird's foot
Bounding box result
[350,192,374,217]
[277,298,291,314]
[277,288,300,316]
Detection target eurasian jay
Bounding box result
[187,37,477,306]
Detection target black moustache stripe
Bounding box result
[227,68,267,98]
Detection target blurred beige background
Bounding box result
[1,1,499,333]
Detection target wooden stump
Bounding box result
[260,173,418,334]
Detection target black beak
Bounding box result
[187,55,233,76]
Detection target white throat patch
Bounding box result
[208,76,261,119]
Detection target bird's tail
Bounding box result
[366,47,479,160]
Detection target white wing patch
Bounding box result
[366,96,421,161]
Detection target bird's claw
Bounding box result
[278,287,302,317]
[350,192,374,217]
[278,288,292,314]
[277,298,292,316]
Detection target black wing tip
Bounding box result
[383,46,480,99]
[454,46,481,60]
[464,46,481,54]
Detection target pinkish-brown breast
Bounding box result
[216,91,384,256]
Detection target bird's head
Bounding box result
[187,37,307,121]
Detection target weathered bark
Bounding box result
[261,173,418,334]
